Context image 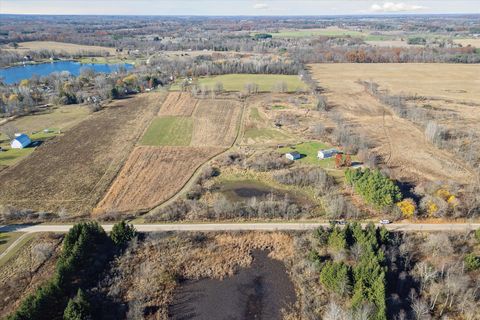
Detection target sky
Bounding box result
[0,0,479,16]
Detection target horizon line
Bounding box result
[1,13,480,17]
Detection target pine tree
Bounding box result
[63,289,92,320]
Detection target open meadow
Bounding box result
[309,63,480,184]
[0,92,167,215]
[196,74,307,92]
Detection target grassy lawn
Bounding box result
[0,148,35,166]
[279,141,336,167]
[197,74,307,92]
[140,116,193,146]
[0,127,66,166]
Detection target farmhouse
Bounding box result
[285,151,301,161]
[10,134,31,149]
[318,148,339,159]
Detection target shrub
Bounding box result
[396,198,417,219]
[464,253,480,271]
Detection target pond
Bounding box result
[169,250,297,320]
[0,61,134,84]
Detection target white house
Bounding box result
[10,134,31,149]
[285,151,301,161]
[317,148,339,159]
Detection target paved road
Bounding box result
[1,223,479,233]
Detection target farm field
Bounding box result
[309,63,479,184]
[266,26,365,38]
[140,116,193,146]
[197,74,307,92]
[452,38,480,47]
[158,92,198,116]
[95,146,223,214]
[191,99,243,147]
[1,41,117,55]
[0,92,167,214]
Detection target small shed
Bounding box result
[285,151,301,161]
[11,134,31,149]
[318,148,339,159]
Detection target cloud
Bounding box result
[253,3,269,10]
[370,2,427,12]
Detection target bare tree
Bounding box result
[0,123,19,141]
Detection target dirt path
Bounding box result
[310,66,474,184]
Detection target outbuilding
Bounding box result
[318,148,339,159]
[10,134,31,149]
[285,151,301,161]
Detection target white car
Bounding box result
[379,219,391,225]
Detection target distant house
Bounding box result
[285,151,301,161]
[318,149,340,159]
[11,134,31,149]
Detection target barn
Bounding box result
[10,134,31,149]
[285,151,301,161]
[318,148,339,159]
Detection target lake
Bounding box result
[0,61,134,84]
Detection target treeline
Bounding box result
[8,221,136,320]
[0,48,111,68]
[310,223,389,319]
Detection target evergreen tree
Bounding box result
[110,220,137,247]
[63,289,92,320]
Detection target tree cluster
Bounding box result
[345,168,402,209]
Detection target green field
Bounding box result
[244,127,291,141]
[249,107,263,121]
[197,74,307,92]
[140,116,193,146]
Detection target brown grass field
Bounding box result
[0,92,167,214]
[309,63,479,184]
[191,99,243,147]
[2,41,117,55]
[0,233,62,318]
[158,92,199,116]
[94,146,223,214]
[453,38,480,48]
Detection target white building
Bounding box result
[285,151,301,161]
[317,149,339,159]
[10,134,31,149]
